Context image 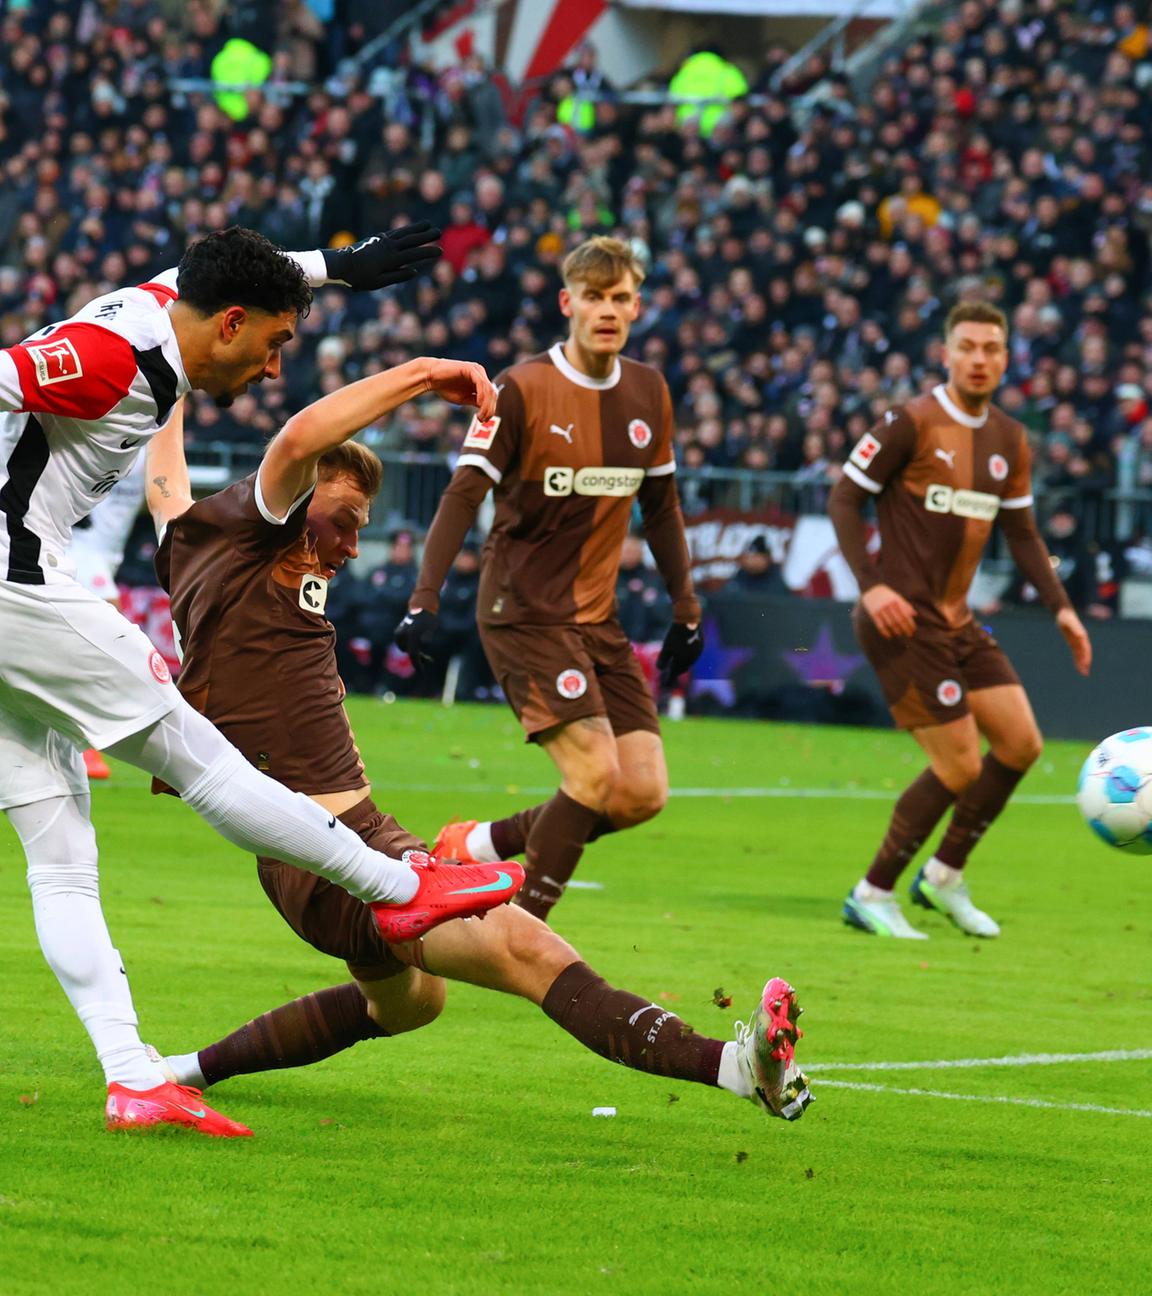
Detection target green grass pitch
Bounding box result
[1,701,1149,1295]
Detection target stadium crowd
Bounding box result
[1,0,1151,549]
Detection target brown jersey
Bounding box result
[154,473,365,795]
[455,344,680,626]
[841,385,1034,629]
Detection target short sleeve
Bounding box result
[646,381,677,477]
[176,474,312,555]
[1000,427,1034,510]
[454,373,524,485]
[840,406,918,495]
[0,323,138,419]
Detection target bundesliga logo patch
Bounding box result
[556,668,588,700]
[463,414,500,450]
[28,337,83,386]
[627,418,652,449]
[850,433,881,470]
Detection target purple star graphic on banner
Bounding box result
[689,617,755,707]
[782,622,865,694]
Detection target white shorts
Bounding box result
[0,577,178,810]
[70,540,120,603]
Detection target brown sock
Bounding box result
[198,983,387,1086]
[491,804,615,859]
[518,790,604,920]
[865,768,956,890]
[542,961,725,1084]
[933,753,1025,870]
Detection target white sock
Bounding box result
[854,879,894,903]
[925,858,962,887]
[165,1051,206,1089]
[716,1040,753,1098]
[106,706,418,905]
[465,821,499,863]
[10,796,165,1090]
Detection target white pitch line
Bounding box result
[816,1079,1152,1119]
[241,783,1076,806]
[810,1049,1152,1074]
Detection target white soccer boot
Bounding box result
[842,880,929,939]
[910,862,1000,937]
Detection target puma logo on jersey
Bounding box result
[549,422,574,443]
[934,447,956,468]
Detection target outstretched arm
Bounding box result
[288,223,442,291]
[145,399,193,538]
[258,357,496,521]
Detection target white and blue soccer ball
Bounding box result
[1076,728,1152,854]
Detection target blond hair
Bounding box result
[561,236,645,290]
[317,440,383,498]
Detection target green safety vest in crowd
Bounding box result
[557,94,595,133]
[669,50,748,138]
[210,38,273,122]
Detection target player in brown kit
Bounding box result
[144,360,811,1125]
[829,302,1092,939]
[394,237,703,921]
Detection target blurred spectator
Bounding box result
[616,534,671,642]
[727,535,788,597]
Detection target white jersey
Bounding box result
[0,267,187,586]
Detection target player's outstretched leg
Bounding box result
[8,793,253,1136]
[843,767,955,939]
[421,906,813,1121]
[104,702,521,932]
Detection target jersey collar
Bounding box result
[549,342,621,390]
[932,383,989,428]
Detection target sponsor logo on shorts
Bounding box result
[924,484,1001,520]
[148,649,171,684]
[627,418,652,449]
[463,414,500,450]
[543,466,645,497]
[299,574,328,614]
[28,337,83,386]
[556,668,588,699]
[989,453,1009,481]
[850,433,881,469]
[937,678,963,706]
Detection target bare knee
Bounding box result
[563,758,620,813]
[996,730,1042,771]
[363,971,446,1035]
[491,907,581,1002]
[609,778,668,827]
[936,752,983,793]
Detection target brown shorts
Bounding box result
[256,795,426,983]
[852,609,1021,730]
[478,618,660,741]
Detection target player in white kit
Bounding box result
[0,225,520,1137]
[68,455,147,778]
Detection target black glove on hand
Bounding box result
[322,223,442,290]
[393,608,439,673]
[656,622,703,687]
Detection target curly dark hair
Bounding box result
[177,227,313,318]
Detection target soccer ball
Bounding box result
[1076,728,1152,854]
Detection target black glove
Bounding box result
[656,622,703,687]
[393,607,438,673]
[322,223,442,290]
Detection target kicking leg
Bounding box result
[414,907,810,1119]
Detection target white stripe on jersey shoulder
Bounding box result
[254,468,313,524]
[932,384,989,428]
[1000,494,1033,510]
[646,459,676,477]
[548,342,621,390]
[843,461,882,493]
[147,267,180,292]
[456,453,502,484]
